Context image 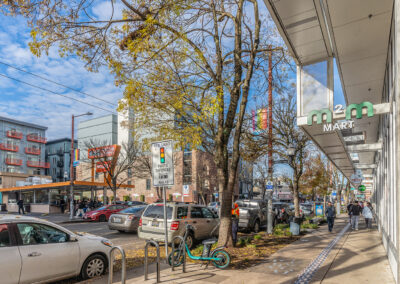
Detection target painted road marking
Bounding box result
[294,223,351,284]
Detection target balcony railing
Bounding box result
[25,147,41,155]
[6,130,23,139]
[5,158,23,166]
[27,161,50,168]
[0,143,19,152]
[26,134,47,144]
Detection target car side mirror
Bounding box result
[69,235,78,242]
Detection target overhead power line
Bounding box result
[0,73,116,114]
[0,60,118,107]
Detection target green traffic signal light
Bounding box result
[161,157,165,163]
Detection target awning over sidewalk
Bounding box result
[0,180,135,193]
[264,0,394,189]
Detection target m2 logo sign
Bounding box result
[307,102,374,132]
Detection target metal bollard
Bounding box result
[144,240,160,283]
[171,236,186,273]
[108,246,126,284]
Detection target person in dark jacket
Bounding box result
[60,199,65,214]
[325,202,336,232]
[17,199,25,215]
[347,201,353,224]
[350,201,362,230]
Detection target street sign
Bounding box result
[183,185,190,197]
[266,180,274,191]
[316,205,323,216]
[151,140,174,187]
[358,184,366,192]
[350,174,363,185]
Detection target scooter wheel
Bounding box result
[211,249,230,269]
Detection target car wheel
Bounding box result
[118,230,125,233]
[253,220,260,233]
[186,231,195,250]
[99,215,107,222]
[81,254,107,280]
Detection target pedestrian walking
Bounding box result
[75,200,85,217]
[350,201,362,230]
[363,202,373,230]
[325,202,336,232]
[17,198,25,215]
[60,198,65,214]
[347,201,353,224]
[231,202,240,247]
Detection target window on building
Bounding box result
[146,179,151,190]
[183,151,192,185]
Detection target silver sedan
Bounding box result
[108,205,146,233]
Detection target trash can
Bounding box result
[290,222,300,235]
[1,204,6,212]
[24,204,31,213]
[290,217,302,236]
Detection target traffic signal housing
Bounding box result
[160,147,165,163]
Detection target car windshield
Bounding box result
[120,206,145,214]
[142,204,173,219]
[97,206,107,211]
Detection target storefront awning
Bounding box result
[0,180,135,193]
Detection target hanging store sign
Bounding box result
[307,102,374,132]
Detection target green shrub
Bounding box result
[246,244,257,248]
[254,234,262,240]
[284,230,293,237]
[238,238,246,246]
[275,223,289,230]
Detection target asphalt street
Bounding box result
[61,221,145,249]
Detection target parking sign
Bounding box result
[266,180,274,191]
[151,140,174,186]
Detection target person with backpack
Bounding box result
[350,201,362,230]
[363,202,373,230]
[325,202,336,232]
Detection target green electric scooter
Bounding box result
[168,224,231,269]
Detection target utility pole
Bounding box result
[69,115,75,220]
[267,47,274,235]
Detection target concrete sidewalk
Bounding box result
[85,215,395,284]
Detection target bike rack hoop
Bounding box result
[144,240,161,283]
[171,236,186,273]
[108,246,126,284]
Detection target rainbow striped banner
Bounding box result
[73,149,80,167]
[252,108,268,133]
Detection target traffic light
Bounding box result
[160,147,165,163]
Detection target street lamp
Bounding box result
[69,112,93,220]
[287,143,295,159]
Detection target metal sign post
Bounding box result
[266,180,274,234]
[151,140,175,262]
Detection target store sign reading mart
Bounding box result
[307,101,374,132]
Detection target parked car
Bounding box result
[0,215,112,284]
[83,204,128,222]
[108,205,147,233]
[208,202,220,214]
[300,203,313,216]
[236,199,268,233]
[125,201,147,206]
[138,202,219,249]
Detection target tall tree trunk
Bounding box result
[293,179,300,217]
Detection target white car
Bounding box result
[0,215,113,284]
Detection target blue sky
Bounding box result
[0,1,346,142]
[0,3,121,140]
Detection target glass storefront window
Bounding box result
[36,189,49,204]
[22,191,34,204]
[49,189,60,205]
[299,59,333,116]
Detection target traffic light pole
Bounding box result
[163,186,169,260]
